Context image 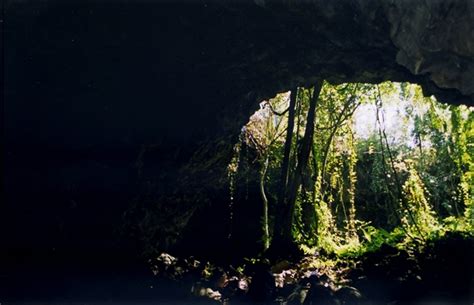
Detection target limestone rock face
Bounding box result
[386,0,474,99]
[3,0,474,264]
[238,0,474,104]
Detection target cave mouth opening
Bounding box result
[227,80,473,258]
[140,81,473,305]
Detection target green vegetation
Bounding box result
[145,81,473,305]
[232,81,474,259]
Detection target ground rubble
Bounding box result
[149,233,473,305]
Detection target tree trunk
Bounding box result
[259,155,270,250]
[279,88,298,197]
[269,81,323,256]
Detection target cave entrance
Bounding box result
[227,80,473,256]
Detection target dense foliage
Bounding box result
[233,81,474,257]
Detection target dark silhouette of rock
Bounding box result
[248,260,276,303]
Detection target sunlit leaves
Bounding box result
[233,80,473,257]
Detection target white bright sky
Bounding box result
[353,84,430,147]
[354,103,412,144]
